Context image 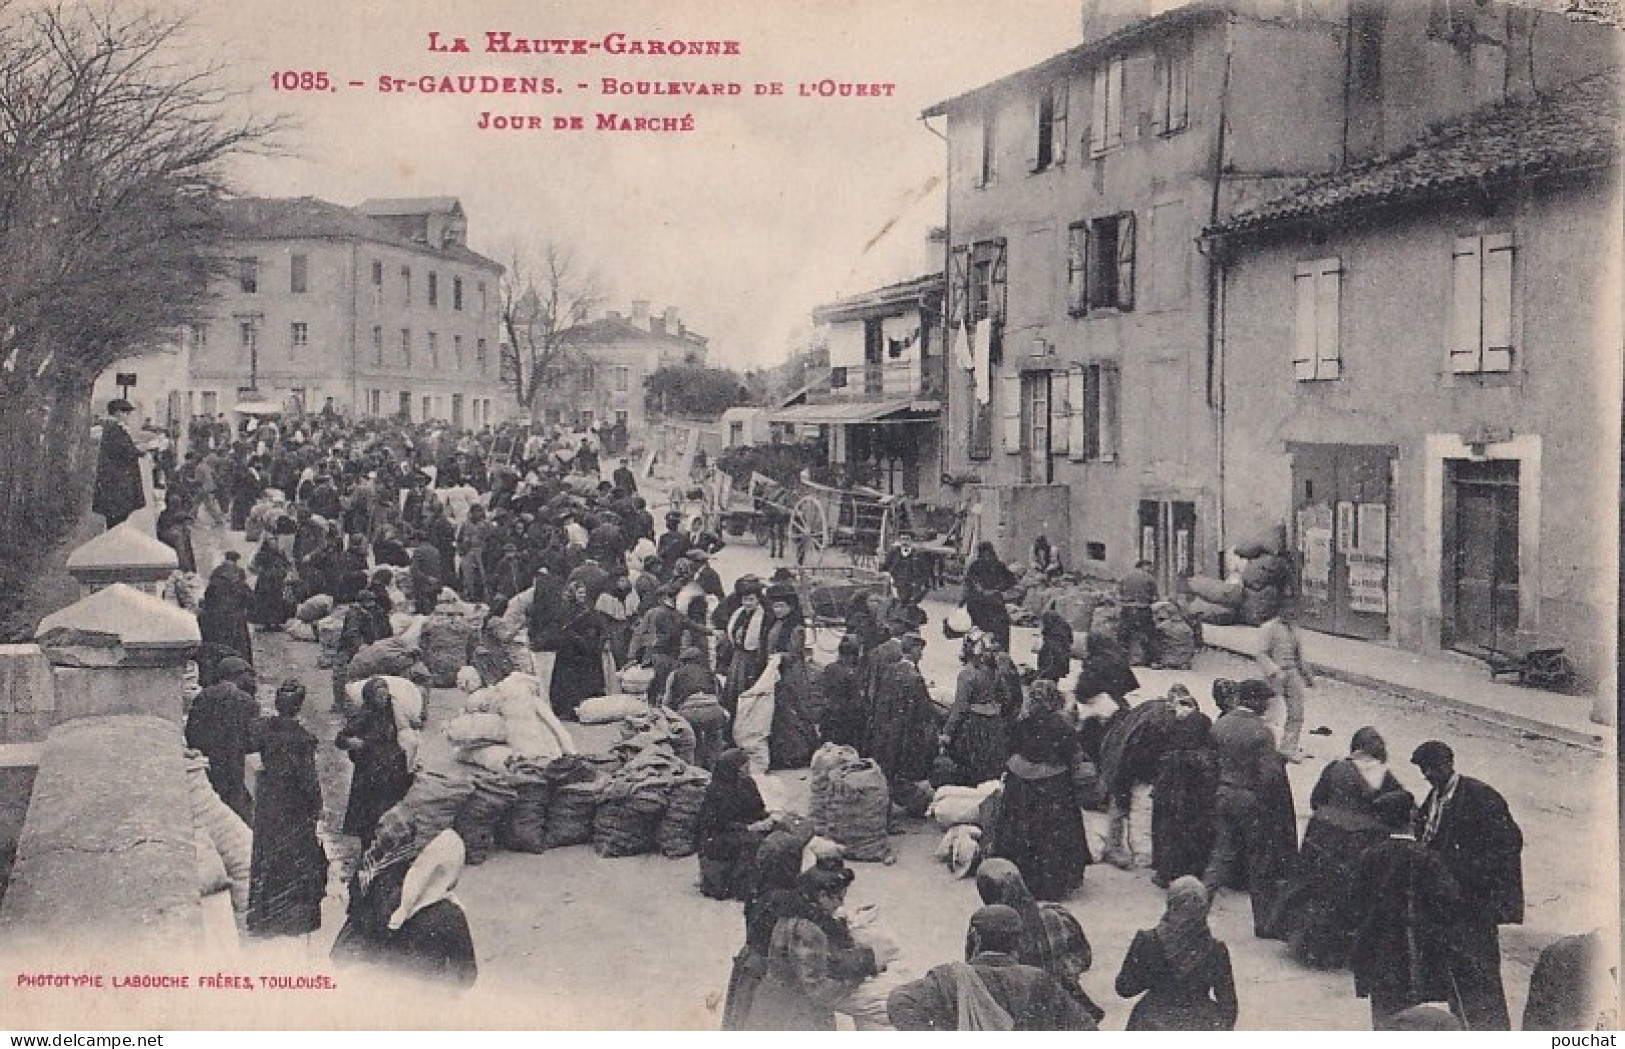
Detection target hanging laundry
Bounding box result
[972,318,992,406]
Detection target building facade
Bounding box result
[1207,70,1620,688]
[923,0,1616,590]
[101,196,509,433]
[532,303,708,437]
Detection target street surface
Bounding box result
[202,513,1613,1030]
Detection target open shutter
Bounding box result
[1151,52,1168,135]
[1481,233,1514,372]
[1450,237,1483,373]
[1101,363,1121,462]
[1000,370,1023,454]
[1116,212,1137,312]
[1315,260,1341,380]
[1081,365,1101,460]
[1052,81,1069,165]
[1027,93,1045,173]
[1109,58,1126,148]
[972,114,988,189]
[1169,43,1189,131]
[950,246,972,328]
[1090,66,1108,154]
[1067,222,1089,316]
[1293,263,1319,380]
[1050,369,1070,456]
[1067,364,1086,460]
[989,239,1008,363]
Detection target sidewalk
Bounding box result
[1202,623,1613,752]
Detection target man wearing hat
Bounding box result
[184,655,261,822]
[93,398,146,529]
[656,510,688,574]
[1411,740,1524,1030]
[887,905,1097,1030]
[1200,679,1284,931]
[881,531,935,609]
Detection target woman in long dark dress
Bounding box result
[993,679,1091,901]
[155,490,197,575]
[962,542,1016,651]
[1115,877,1239,1030]
[248,681,327,938]
[975,858,1102,1018]
[1272,726,1405,968]
[332,822,477,989]
[198,560,254,665]
[1036,611,1074,682]
[337,678,413,852]
[696,748,770,900]
[549,579,606,721]
[1151,693,1217,887]
[937,639,1008,786]
[765,586,818,770]
[249,528,296,630]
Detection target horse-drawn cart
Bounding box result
[785,472,900,567]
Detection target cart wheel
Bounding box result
[752,515,774,547]
[790,496,828,566]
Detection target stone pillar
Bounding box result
[35,584,198,724]
[0,644,55,747]
[64,521,178,598]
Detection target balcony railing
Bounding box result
[816,359,942,403]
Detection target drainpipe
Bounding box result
[920,112,951,495]
[348,243,360,416]
[1203,15,1235,575]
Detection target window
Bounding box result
[289,254,308,294]
[1066,362,1121,462]
[454,335,464,369]
[1450,235,1514,374]
[1293,258,1343,381]
[476,338,488,374]
[1153,36,1191,136]
[613,364,631,393]
[238,257,259,293]
[977,107,997,187]
[289,387,306,412]
[401,266,412,305]
[238,319,257,352]
[399,391,411,417]
[371,325,383,366]
[290,322,308,348]
[422,395,432,421]
[371,260,383,286]
[428,272,439,308]
[201,390,218,417]
[950,239,1008,364]
[453,277,464,311]
[730,421,744,445]
[478,281,487,313]
[400,328,412,368]
[189,324,208,355]
[1030,80,1068,172]
[829,366,848,389]
[368,389,382,416]
[615,410,629,428]
[1069,213,1137,314]
[1090,56,1126,155]
[428,332,439,369]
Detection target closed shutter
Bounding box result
[1293,263,1319,380]
[1067,364,1086,460]
[1315,260,1341,380]
[1090,66,1109,154]
[1109,58,1125,148]
[1050,369,1070,456]
[1481,234,1514,372]
[973,114,988,189]
[1116,212,1137,312]
[1450,237,1483,373]
[1100,362,1121,462]
[1081,365,1100,460]
[1001,370,1023,454]
[1067,223,1089,316]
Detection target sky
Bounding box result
[164,0,1086,370]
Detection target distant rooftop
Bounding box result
[356,197,464,217]
[220,196,501,271]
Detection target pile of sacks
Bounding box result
[1184,524,1291,626]
[808,743,893,864]
[1011,577,1117,632]
[927,780,1002,879]
[421,593,486,687]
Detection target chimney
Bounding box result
[664,306,680,333]
[631,300,650,328]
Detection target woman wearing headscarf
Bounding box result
[249,520,297,630]
[198,559,255,665]
[549,577,607,721]
[697,749,771,901]
[337,678,413,852]
[962,541,1016,652]
[993,679,1091,901]
[1036,610,1074,683]
[975,858,1103,1021]
[1115,877,1239,1030]
[765,585,817,770]
[1272,726,1406,969]
[936,638,1008,787]
[739,917,842,1030]
[156,489,198,575]
[247,681,326,939]
[1151,688,1218,887]
[331,824,477,989]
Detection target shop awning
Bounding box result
[769,399,940,426]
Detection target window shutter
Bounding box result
[1293,263,1319,380]
[1315,260,1341,380]
[973,115,988,188]
[1170,43,1190,131]
[1028,94,1045,173]
[1090,67,1109,154]
[1052,81,1069,165]
[950,246,972,327]
[1116,212,1137,312]
[1067,364,1087,460]
[1050,369,1070,456]
[1001,370,1023,454]
[1450,237,1483,373]
[1481,234,1514,372]
[1081,365,1101,460]
[1067,223,1090,316]
[1151,52,1168,135]
[1109,58,1126,148]
[990,239,1009,364]
[1101,363,1121,461]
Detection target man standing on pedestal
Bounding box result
[92,398,146,530]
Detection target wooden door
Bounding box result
[1448,459,1520,652]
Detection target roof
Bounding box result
[770,399,941,425]
[219,196,502,271]
[812,273,944,325]
[1210,70,1622,238]
[356,197,464,217]
[559,315,706,350]
[922,2,1226,118]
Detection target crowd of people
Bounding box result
[135,406,1605,1029]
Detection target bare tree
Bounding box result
[498,241,605,411]
[0,3,277,540]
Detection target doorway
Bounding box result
[1138,499,1197,596]
[1289,443,1395,640]
[1444,458,1520,653]
[1021,372,1053,484]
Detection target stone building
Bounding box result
[531,303,708,437]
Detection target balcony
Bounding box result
[812,359,942,404]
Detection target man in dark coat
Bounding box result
[867,634,939,804]
[880,533,936,608]
[92,399,146,529]
[1201,680,1290,937]
[611,457,639,496]
[184,656,262,822]
[887,905,1097,1030]
[1411,740,1524,1031]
